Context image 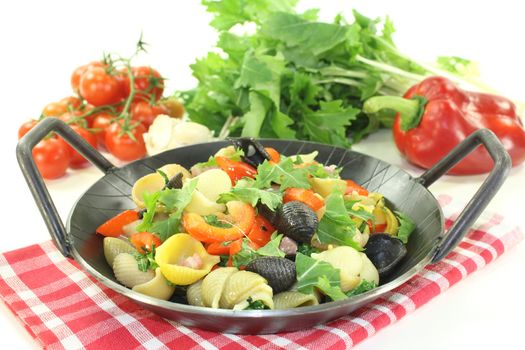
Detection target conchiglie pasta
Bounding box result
[187,279,205,307]
[132,163,191,207]
[132,267,175,300]
[193,169,231,202]
[155,233,220,285]
[201,267,237,308]
[273,291,319,309]
[311,246,363,292]
[309,177,347,198]
[103,237,136,267]
[184,188,226,216]
[359,253,379,285]
[113,253,155,288]
[220,270,274,310]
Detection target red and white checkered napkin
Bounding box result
[0,195,523,350]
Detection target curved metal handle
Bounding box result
[16,118,115,257]
[415,129,512,263]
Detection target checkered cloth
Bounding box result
[0,195,522,350]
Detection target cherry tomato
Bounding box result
[215,156,257,185]
[79,66,123,106]
[130,100,166,129]
[42,101,68,117]
[105,121,146,161]
[122,66,164,102]
[130,232,162,254]
[32,138,70,179]
[91,112,114,148]
[59,96,82,110]
[71,61,103,93]
[18,120,39,139]
[57,125,97,168]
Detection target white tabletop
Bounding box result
[1,1,524,349]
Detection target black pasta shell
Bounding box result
[246,257,296,294]
[165,172,183,189]
[274,201,318,244]
[364,233,407,279]
[228,137,271,168]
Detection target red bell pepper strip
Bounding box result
[216,156,257,185]
[130,232,162,254]
[344,179,369,196]
[364,76,525,174]
[182,201,255,243]
[247,215,275,246]
[96,210,139,237]
[283,188,325,211]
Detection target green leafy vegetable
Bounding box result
[295,253,343,296]
[395,211,415,243]
[244,297,271,310]
[317,190,362,250]
[135,191,160,232]
[232,234,285,267]
[134,246,159,272]
[316,276,347,301]
[217,178,283,210]
[181,1,476,145]
[255,156,310,190]
[345,200,375,222]
[204,215,233,228]
[296,242,321,257]
[346,280,377,296]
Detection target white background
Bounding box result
[1,1,524,349]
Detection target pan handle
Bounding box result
[16,118,115,258]
[415,129,511,263]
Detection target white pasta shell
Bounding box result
[103,237,136,267]
[184,189,226,216]
[113,253,155,288]
[359,253,379,285]
[201,267,238,308]
[131,164,191,207]
[132,267,175,300]
[193,169,231,202]
[273,291,319,309]
[219,271,272,309]
[187,279,205,307]
[232,284,274,310]
[309,177,347,198]
[289,151,319,163]
[312,246,363,292]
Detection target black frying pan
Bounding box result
[16,118,510,334]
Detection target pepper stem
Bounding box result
[363,95,427,131]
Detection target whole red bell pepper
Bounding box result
[364,76,525,174]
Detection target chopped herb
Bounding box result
[244,297,270,310]
[346,280,377,296]
[134,246,159,272]
[297,243,321,257]
[395,211,415,244]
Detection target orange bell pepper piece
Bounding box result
[96,210,139,237]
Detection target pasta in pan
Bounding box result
[96,139,416,310]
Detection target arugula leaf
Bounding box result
[256,233,285,257]
[204,215,233,228]
[157,169,169,185]
[317,190,362,250]
[240,91,271,138]
[303,100,359,147]
[395,211,415,244]
[134,246,159,272]
[346,280,377,296]
[255,157,310,190]
[316,276,347,301]
[345,200,375,222]
[295,253,342,295]
[231,234,285,267]
[135,191,161,232]
[145,179,198,241]
[218,187,282,210]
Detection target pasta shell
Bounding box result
[232,284,274,310]
[184,189,226,216]
[132,163,191,207]
[359,253,379,285]
[384,207,399,235]
[309,177,347,198]
[155,233,220,285]
[289,151,318,164]
[273,291,319,309]
[103,237,136,267]
[113,253,155,288]
[193,169,231,202]
[219,271,273,309]
[132,267,175,300]
[201,267,238,308]
[187,279,205,307]
[312,246,363,292]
